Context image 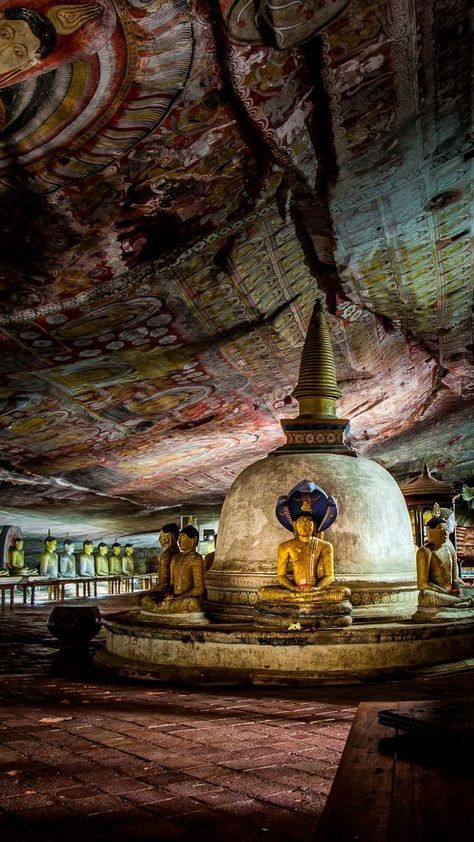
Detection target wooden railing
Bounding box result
[0,573,160,608]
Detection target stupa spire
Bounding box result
[275,297,356,456]
[293,298,341,418]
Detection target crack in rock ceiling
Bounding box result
[0,0,472,533]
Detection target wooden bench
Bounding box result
[16,575,123,605]
[316,700,474,841]
[0,579,20,609]
[121,573,159,593]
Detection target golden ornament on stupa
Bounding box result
[277,298,355,455]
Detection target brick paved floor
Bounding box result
[1,595,474,842]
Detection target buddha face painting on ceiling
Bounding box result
[0,0,193,191]
[0,2,112,88]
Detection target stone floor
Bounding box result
[1,594,474,842]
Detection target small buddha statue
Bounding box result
[256,480,352,628]
[59,540,77,577]
[109,542,123,575]
[79,540,95,577]
[204,532,216,573]
[39,535,59,578]
[8,537,37,576]
[141,525,206,616]
[415,516,474,612]
[122,544,135,575]
[95,542,110,576]
[154,523,180,588]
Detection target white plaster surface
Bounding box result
[213,453,416,580]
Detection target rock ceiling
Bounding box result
[0,0,472,535]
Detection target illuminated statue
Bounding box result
[109,543,123,575]
[95,542,109,576]
[416,516,474,609]
[79,540,95,577]
[154,523,180,589]
[8,537,37,575]
[39,534,59,577]
[59,539,76,577]
[122,544,134,575]
[141,525,205,615]
[257,481,352,627]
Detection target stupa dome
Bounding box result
[206,451,416,619]
[206,300,416,619]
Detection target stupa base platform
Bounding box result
[138,610,209,626]
[254,597,352,629]
[205,572,417,623]
[96,609,474,685]
[412,606,474,624]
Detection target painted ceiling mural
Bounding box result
[0,0,472,533]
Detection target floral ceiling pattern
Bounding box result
[0,0,471,533]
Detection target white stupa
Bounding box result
[206,300,417,620]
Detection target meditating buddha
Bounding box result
[154,523,180,589]
[95,542,110,576]
[256,480,352,628]
[122,544,134,575]
[109,543,123,575]
[39,534,59,578]
[79,540,95,577]
[8,537,37,576]
[59,540,77,577]
[141,525,205,616]
[416,515,474,611]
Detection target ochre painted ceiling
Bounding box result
[0,0,472,534]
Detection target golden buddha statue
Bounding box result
[416,516,474,610]
[141,525,205,616]
[95,542,110,576]
[122,544,135,575]
[59,539,77,577]
[275,515,339,594]
[154,523,180,588]
[8,537,37,576]
[79,540,95,577]
[257,481,352,628]
[109,542,123,575]
[39,534,59,578]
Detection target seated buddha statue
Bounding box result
[154,523,180,589]
[59,540,77,577]
[122,544,135,575]
[39,535,59,578]
[95,542,110,576]
[109,543,123,575]
[79,540,95,577]
[416,516,474,610]
[8,537,38,576]
[141,525,206,616]
[257,480,352,628]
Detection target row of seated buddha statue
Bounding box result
[142,524,210,616]
[1,535,136,578]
